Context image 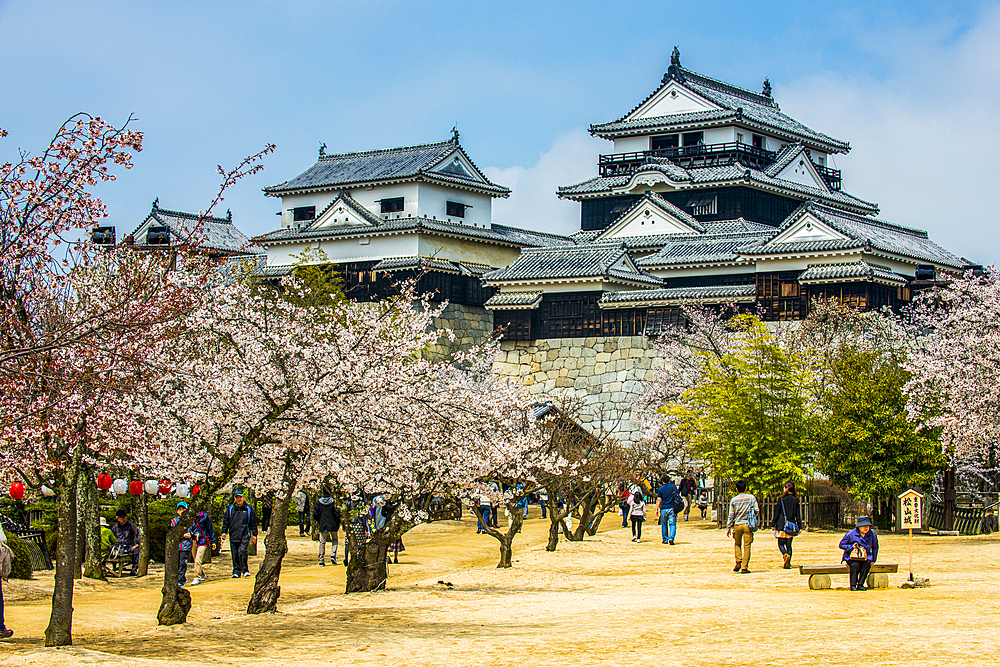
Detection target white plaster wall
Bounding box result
[265,233,420,266]
[415,183,492,227]
[612,135,649,154]
[645,264,757,279]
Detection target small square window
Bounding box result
[292,206,316,222]
[379,197,404,214]
[446,201,468,218]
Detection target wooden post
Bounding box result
[908,527,914,582]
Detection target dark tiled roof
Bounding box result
[599,284,757,306]
[591,66,849,152]
[372,256,460,273]
[557,160,878,214]
[256,263,294,277]
[798,261,906,285]
[132,202,261,255]
[264,138,510,196]
[484,291,543,309]
[484,242,661,285]
[609,191,705,232]
[257,216,574,249]
[752,202,964,268]
[636,232,771,267]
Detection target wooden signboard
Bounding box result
[898,489,923,582]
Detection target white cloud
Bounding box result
[777,4,1000,265]
[483,131,607,236]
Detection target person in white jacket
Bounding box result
[0,523,13,639]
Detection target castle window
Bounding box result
[292,206,316,222]
[446,201,468,218]
[752,134,765,150]
[682,132,704,146]
[651,134,679,151]
[379,197,404,214]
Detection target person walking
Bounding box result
[773,481,802,569]
[696,489,710,520]
[260,493,273,534]
[726,480,759,574]
[627,491,646,542]
[679,472,697,521]
[111,509,140,575]
[220,489,258,578]
[0,522,13,639]
[294,489,310,536]
[839,516,879,591]
[617,482,629,528]
[313,490,342,566]
[655,475,679,545]
[168,502,193,587]
[188,507,215,586]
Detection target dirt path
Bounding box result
[3,509,999,666]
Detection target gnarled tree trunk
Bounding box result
[248,462,296,614]
[157,519,191,625]
[475,502,523,568]
[45,455,81,647]
[80,470,104,580]
[345,536,391,592]
[544,497,571,552]
[137,491,150,576]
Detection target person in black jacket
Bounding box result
[313,490,342,566]
[678,472,697,521]
[773,481,802,569]
[220,489,258,578]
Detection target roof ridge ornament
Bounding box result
[319,142,327,158]
[451,124,460,144]
[152,197,159,210]
[663,46,685,84]
[762,77,772,98]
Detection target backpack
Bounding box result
[672,491,684,514]
[747,501,759,532]
[0,540,13,579]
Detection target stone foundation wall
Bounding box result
[493,336,663,443]
[426,302,494,361]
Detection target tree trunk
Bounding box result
[345,536,391,592]
[586,507,608,536]
[45,457,81,647]
[247,471,296,614]
[137,491,150,577]
[74,479,85,580]
[80,471,104,580]
[943,465,957,531]
[475,503,523,568]
[545,498,569,552]
[157,521,191,625]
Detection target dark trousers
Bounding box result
[178,550,189,586]
[849,559,872,589]
[0,577,6,630]
[230,538,250,575]
[261,507,272,532]
[621,503,629,527]
[298,510,309,534]
[777,537,793,556]
[477,505,492,532]
[630,516,644,539]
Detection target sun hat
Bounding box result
[233,488,244,496]
[99,516,109,527]
[856,516,873,527]
[177,501,188,509]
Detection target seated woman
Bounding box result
[839,516,879,591]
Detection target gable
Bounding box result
[599,199,700,240]
[309,198,377,230]
[770,212,849,245]
[428,149,486,184]
[628,80,719,120]
[774,154,828,191]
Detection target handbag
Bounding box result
[672,493,684,514]
[849,544,868,561]
[780,497,800,536]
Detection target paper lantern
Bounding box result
[129,480,143,496]
[159,480,171,495]
[41,485,55,497]
[112,478,128,495]
[192,485,201,497]
[175,483,190,498]
[96,474,113,490]
[144,479,159,495]
[9,482,25,500]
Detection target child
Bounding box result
[696,490,709,520]
[839,516,879,591]
[627,491,646,543]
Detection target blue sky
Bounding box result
[1,1,998,261]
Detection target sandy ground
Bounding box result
[2,507,999,666]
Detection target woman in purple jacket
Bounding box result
[839,516,879,591]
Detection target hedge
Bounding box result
[6,532,33,579]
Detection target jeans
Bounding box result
[230,537,250,575]
[621,503,629,527]
[178,550,189,586]
[630,516,644,539]
[0,576,6,630]
[123,543,139,573]
[849,559,872,589]
[660,508,677,542]
[318,531,338,563]
[298,510,310,535]
[540,502,547,519]
[477,505,492,532]
[733,524,754,568]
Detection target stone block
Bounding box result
[808,574,832,590]
[585,337,597,347]
[604,340,618,353]
[595,352,611,363]
[582,347,597,357]
[547,349,560,361]
[546,370,560,380]
[866,573,890,589]
[630,348,645,358]
[594,362,606,375]
[609,382,622,392]
[555,377,575,388]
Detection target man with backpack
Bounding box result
[313,489,342,566]
[655,475,681,545]
[726,480,760,574]
[220,489,258,578]
[679,472,697,521]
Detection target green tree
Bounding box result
[815,345,945,529]
[683,314,814,495]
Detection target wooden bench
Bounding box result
[101,546,134,578]
[799,563,898,590]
